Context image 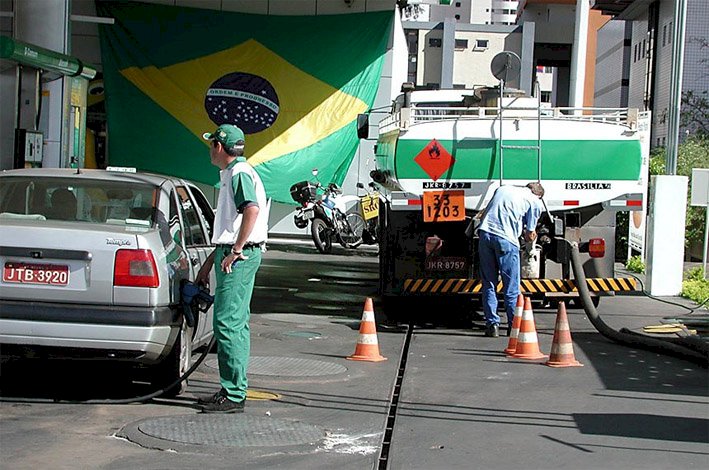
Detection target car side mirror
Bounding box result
[356,113,369,139]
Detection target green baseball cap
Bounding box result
[202,124,245,147]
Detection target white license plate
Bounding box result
[3,262,70,286]
[424,257,467,271]
[303,208,315,220]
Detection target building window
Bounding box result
[474,39,489,50]
[662,24,667,46]
[642,39,646,58]
[428,38,442,48]
[455,14,460,20]
[540,91,551,103]
[455,2,461,6]
[455,38,468,49]
[633,44,637,62]
[668,22,673,44]
[453,84,466,89]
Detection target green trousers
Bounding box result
[213,245,262,402]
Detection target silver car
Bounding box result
[0,167,216,394]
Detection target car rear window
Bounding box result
[0,177,158,228]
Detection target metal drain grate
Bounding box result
[137,415,323,447]
[206,356,347,376]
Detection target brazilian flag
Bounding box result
[97,1,392,203]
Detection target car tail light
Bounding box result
[114,249,159,287]
[588,238,605,258]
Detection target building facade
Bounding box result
[593,0,709,146]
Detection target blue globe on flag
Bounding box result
[204,72,279,134]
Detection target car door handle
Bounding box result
[190,256,199,266]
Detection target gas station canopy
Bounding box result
[0,35,96,80]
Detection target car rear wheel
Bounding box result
[155,320,193,397]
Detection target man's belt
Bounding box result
[216,242,265,250]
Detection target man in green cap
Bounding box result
[196,124,269,413]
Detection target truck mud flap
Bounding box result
[401,277,638,294]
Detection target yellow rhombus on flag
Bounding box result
[119,39,369,166]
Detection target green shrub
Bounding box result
[625,255,645,273]
[685,266,705,281]
[681,267,709,309]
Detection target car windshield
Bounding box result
[0,176,158,228]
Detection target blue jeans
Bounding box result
[478,231,520,327]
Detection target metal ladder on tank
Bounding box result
[497,80,542,185]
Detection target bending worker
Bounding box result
[196,124,269,413]
[477,182,544,337]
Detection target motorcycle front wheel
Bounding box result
[311,218,333,254]
[340,213,365,248]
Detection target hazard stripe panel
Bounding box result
[402,278,638,294]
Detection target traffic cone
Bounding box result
[347,298,387,362]
[545,301,583,367]
[504,294,525,356]
[512,297,547,360]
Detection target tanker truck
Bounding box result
[359,84,650,317]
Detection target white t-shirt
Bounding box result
[212,158,269,246]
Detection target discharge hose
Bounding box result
[569,242,708,367]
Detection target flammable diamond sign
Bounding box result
[414,139,455,181]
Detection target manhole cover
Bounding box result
[320,270,378,280]
[294,292,364,304]
[206,356,347,376]
[283,331,322,338]
[256,313,331,324]
[137,415,323,447]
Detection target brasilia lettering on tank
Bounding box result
[565,183,611,190]
[205,72,280,134]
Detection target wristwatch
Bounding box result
[231,246,242,255]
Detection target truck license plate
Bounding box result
[3,262,70,286]
[422,190,465,222]
[425,256,467,271]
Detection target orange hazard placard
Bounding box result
[422,190,465,222]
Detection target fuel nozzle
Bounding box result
[180,280,215,327]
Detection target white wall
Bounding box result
[452,31,522,88]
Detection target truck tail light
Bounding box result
[588,238,605,258]
[114,249,159,287]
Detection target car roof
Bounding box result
[0,168,186,187]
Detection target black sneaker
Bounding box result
[197,388,226,405]
[201,395,245,414]
[506,325,512,337]
[484,324,500,338]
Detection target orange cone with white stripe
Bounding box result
[512,297,547,360]
[545,301,583,367]
[504,294,525,355]
[347,298,387,362]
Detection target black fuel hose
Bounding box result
[0,336,216,405]
[569,242,708,367]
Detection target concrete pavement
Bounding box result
[0,242,707,469]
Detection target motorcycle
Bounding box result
[290,170,367,254]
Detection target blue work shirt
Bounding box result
[477,185,544,247]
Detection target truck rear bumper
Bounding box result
[401,277,638,295]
